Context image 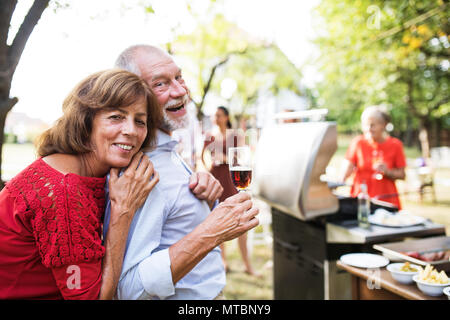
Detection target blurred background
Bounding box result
[1,0,449,299]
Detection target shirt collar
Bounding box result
[156,129,178,150]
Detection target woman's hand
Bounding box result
[373,161,388,175]
[100,151,159,300]
[108,151,159,222]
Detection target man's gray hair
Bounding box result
[115,44,167,76]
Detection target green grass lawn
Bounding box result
[222,243,274,300]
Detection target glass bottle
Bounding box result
[358,183,370,229]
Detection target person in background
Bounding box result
[105,45,260,300]
[0,69,160,299]
[280,108,299,124]
[341,106,406,209]
[202,106,258,276]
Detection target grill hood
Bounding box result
[253,121,339,221]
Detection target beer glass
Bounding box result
[228,146,252,191]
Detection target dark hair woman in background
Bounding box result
[202,106,258,276]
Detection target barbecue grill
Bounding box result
[253,121,446,300]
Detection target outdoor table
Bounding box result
[336,260,447,300]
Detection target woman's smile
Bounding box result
[85,99,148,176]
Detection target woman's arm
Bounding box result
[381,166,406,180]
[379,141,406,181]
[201,132,214,169]
[341,159,356,182]
[99,152,159,300]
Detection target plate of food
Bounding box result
[373,236,450,271]
[368,209,427,228]
[413,264,450,296]
[340,253,390,269]
[402,249,450,263]
[386,262,420,284]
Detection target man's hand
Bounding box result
[189,171,223,208]
[200,192,260,245]
[168,192,259,284]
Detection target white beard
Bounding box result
[160,110,190,132]
[160,95,190,132]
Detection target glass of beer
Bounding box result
[228,146,252,192]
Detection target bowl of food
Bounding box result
[386,262,419,284]
[413,264,450,297]
[444,287,450,300]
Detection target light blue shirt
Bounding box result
[103,130,225,300]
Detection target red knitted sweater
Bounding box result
[0,158,106,299]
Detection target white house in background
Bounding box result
[276,88,309,112]
[5,112,49,143]
[256,88,309,128]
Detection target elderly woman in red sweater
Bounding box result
[0,69,161,299]
[342,106,406,209]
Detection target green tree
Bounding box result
[170,13,251,120]
[169,13,307,122]
[218,43,306,122]
[314,0,449,156]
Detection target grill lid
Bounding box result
[253,121,339,221]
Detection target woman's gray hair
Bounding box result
[361,105,391,124]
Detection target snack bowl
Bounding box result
[413,275,450,297]
[386,263,419,284]
[444,287,450,300]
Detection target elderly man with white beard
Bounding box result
[102,45,260,300]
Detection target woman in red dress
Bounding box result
[342,106,406,209]
[0,69,161,299]
[202,106,258,276]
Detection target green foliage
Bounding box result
[169,12,307,119]
[144,5,154,14]
[314,0,449,136]
[4,133,17,144]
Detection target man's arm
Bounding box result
[168,192,259,284]
[117,191,258,299]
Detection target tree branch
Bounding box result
[8,0,49,74]
[431,96,450,111]
[403,73,420,119]
[419,46,450,59]
[196,48,248,117]
[373,3,448,43]
[200,57,228,102]
[0,96,18,113]
[0,0,18,67]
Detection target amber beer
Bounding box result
[230,167,252,191]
